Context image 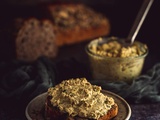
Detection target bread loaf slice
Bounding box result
[45,96,118,120]
[15,18,58,61]
[46,3,110,46]
[44,78,118,120]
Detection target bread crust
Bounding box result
[45,96,118,120]
[46,3,110,46]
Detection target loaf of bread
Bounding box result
[46,3,110,46]
[14,18,58,61]
[45,78,118,120]
[0,3,110,61]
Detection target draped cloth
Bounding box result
[0,56,57,120]
[90,63,160,103]
[0,57,160,120]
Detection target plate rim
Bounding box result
[25,90,131,120]
[102,90,132,120]
[25,92,47,120]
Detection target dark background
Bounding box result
[0,0,160,120]
[0,0,160,73]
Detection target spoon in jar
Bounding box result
[126,0,154,45]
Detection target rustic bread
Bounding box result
[0,3,110,60]
[14,18,58,61]
[45,98,118,120]
[46,3,110,46]
[44,78,118,120]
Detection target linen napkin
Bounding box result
[0,56,57,120]
[0,56,160,120]
[91,63,160,103]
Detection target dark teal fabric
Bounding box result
[0,57,160,120]
[90,63,160,103]
[0,56,57,120]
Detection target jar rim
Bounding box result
[85,37,148,60]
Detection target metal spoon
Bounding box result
[126,0,154,45]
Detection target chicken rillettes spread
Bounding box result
[86,37,148,83]
[89,38,147,58]
[47,78,115,119]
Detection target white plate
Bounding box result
[25,90,131,120]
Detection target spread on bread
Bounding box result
[47,3,110,46]
[46,78,117,119]
[48,4,108,30]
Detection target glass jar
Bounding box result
[86,37,148,83]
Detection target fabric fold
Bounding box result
[91,63,160,103]
[0,56,57,105]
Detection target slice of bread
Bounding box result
[45,96,118,120]
[44,78,118,120]
[98,103,118,120]
[15,18,58,61]
[46,3,110,46]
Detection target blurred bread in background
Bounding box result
[0,1,111,61]
[15,18,58,61]
[46,3,110,46]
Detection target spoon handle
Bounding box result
[127,0,154,44]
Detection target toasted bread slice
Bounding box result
[45,78,118,120]
[45,96,118,120]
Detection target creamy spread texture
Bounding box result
[47,78,115,119]
[89,38,147,58]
